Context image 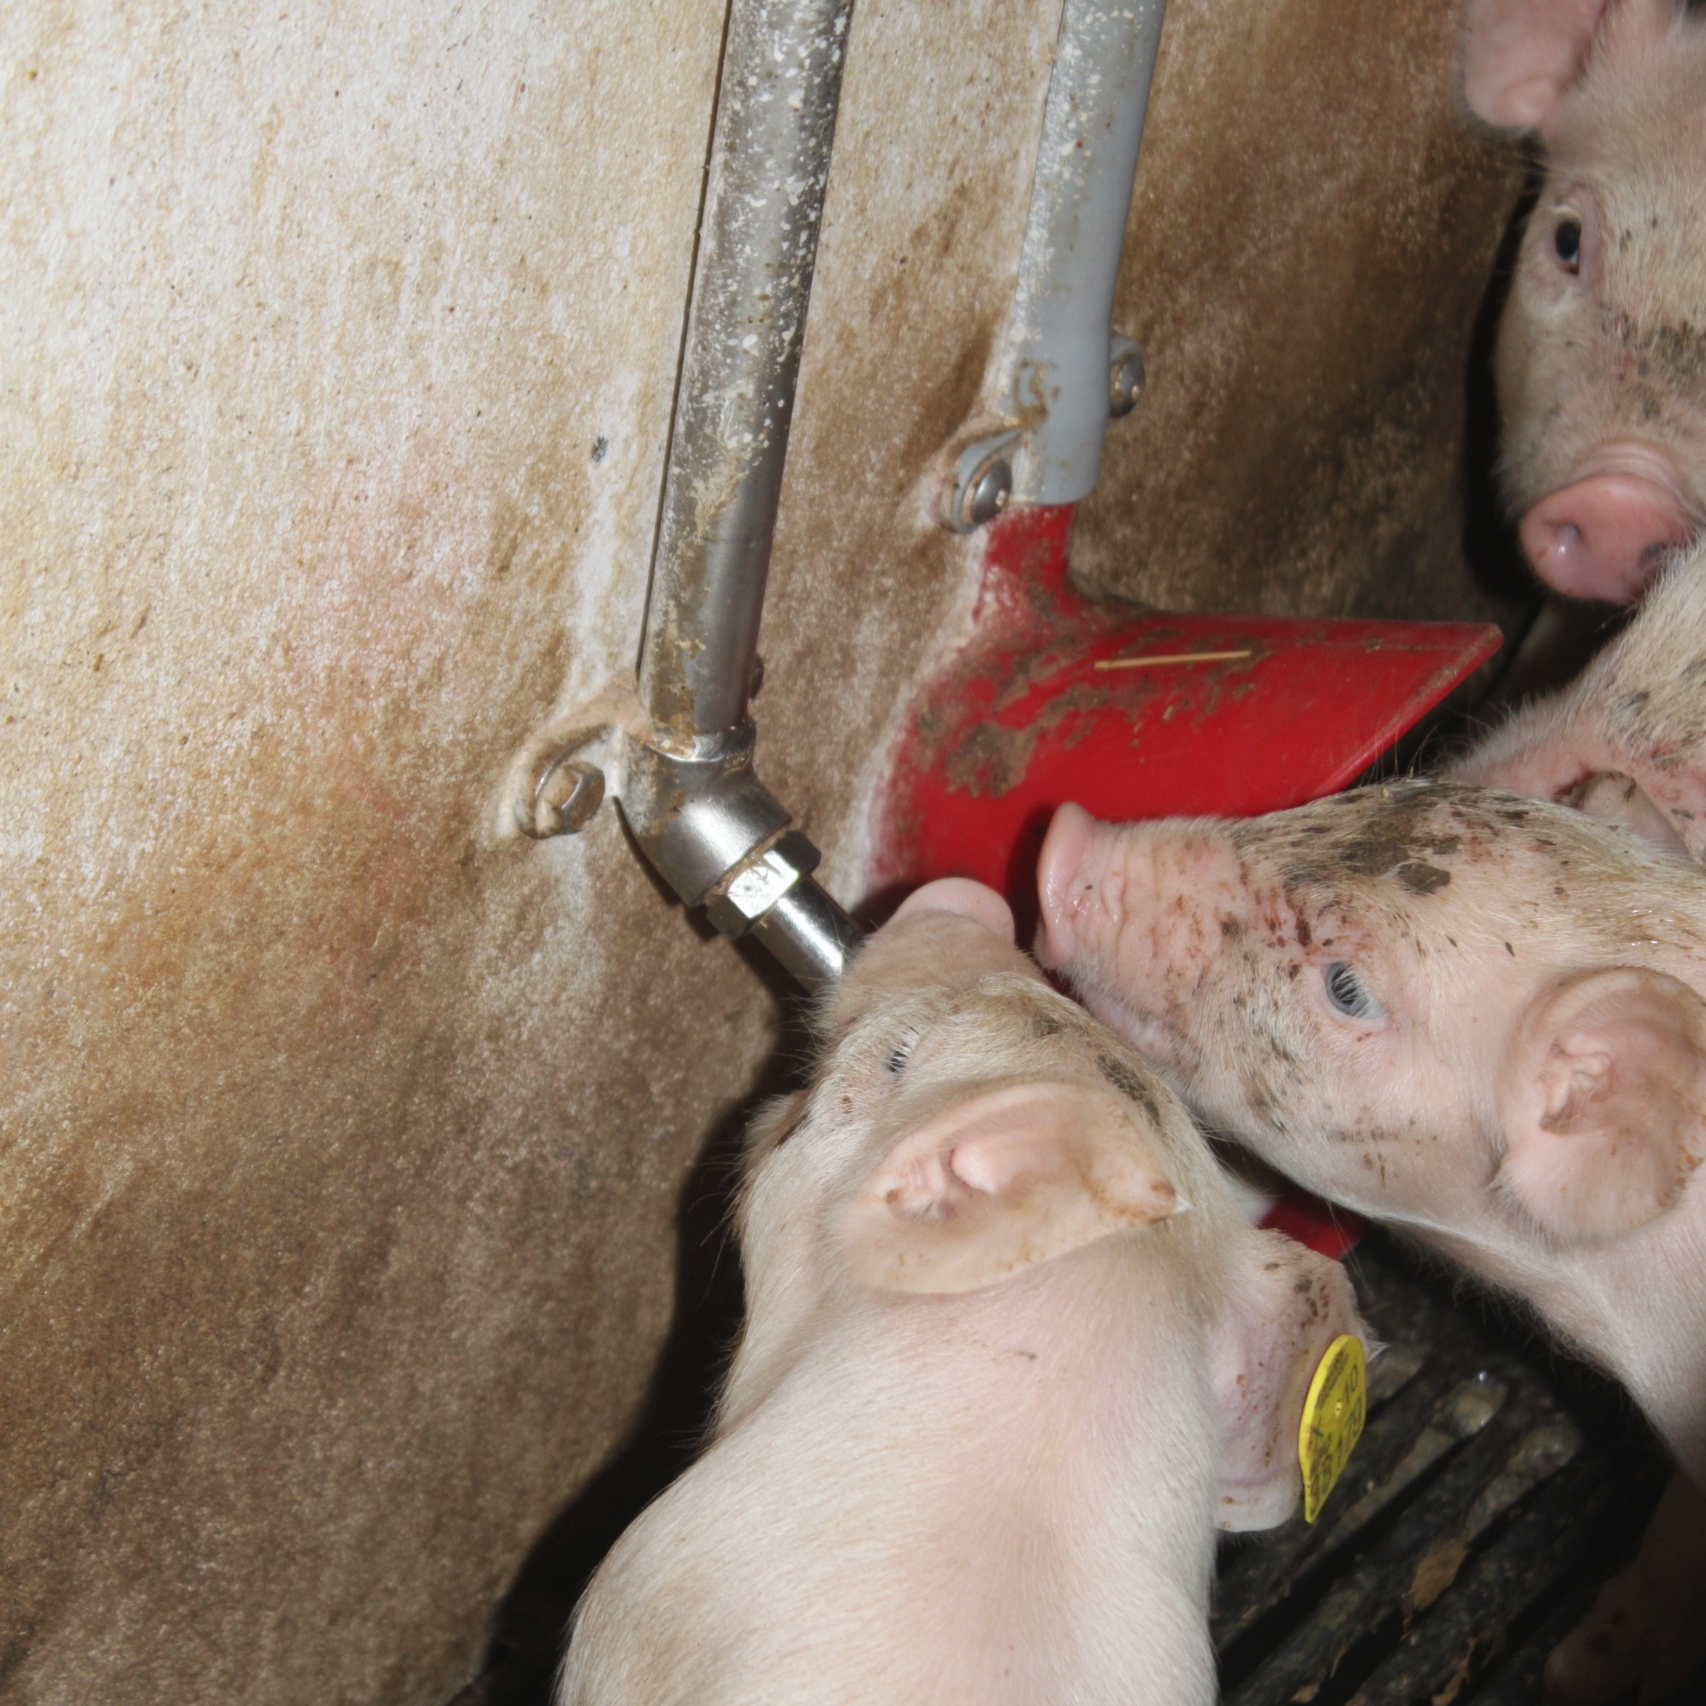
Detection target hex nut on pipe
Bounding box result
[704,829,822,939]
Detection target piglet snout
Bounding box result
[893,876,1015,943]
[1036,802,1100,970]
[1520,453,1690,603]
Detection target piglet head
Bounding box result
[802,877,1191,1295]
[1037,782,1706,1260]
[1464,0,1706,601]
[844,1066,1368,1528]
[740,875,1368,1531]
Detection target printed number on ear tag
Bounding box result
[1299,1334,1367,1524]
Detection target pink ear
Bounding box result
[841,1081,1181,1294]
[1462,0,1612,129]
[1499,967,1706,1241]
[1210,1232,1368,1531]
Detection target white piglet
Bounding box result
[1038,785,1706,1702]
[559,879,1367,1706]
[1463,0,1706,602]
[1449,544,1706,860]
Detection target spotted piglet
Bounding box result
[558,880,1367,1706]
[1039,784,1706,1701]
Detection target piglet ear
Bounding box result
[1211,1232,1369,1532]
[841,1082,1181,1294]
[1462,0,1611,129]
[1498,967,1706,1241]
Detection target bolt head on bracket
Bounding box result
[1108,335,1146,420]
[942,429,1022,534]
[516,749,607,839]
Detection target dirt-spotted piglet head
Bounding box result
[1038,784,1706,1253]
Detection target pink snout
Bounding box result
[1035,802,1098,971]
[1520,467,1689,604]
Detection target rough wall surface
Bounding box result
[0,0,1523,1701]
[0,2,750,1698]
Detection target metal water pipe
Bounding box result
[521,0,1171,991]
[518,0,862,992]
[944,0,1168,530]
[620,0,862,991]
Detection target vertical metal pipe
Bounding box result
[1000,0,1168,506]
[610,0,862,991]
[638,0,855,748]
[940,0,1168,530]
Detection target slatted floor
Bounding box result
[452,1232,1670,1706]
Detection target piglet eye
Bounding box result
[1553,217,1582,274]
[885,1037,914,1076]
[1323,961,1382,1020]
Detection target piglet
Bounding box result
[558,879,1367,1706]
[1449,544,1706,860]
[1463,0,1706,601]
[1038,784,1706,1700]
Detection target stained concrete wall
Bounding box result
[0,0,1522,1700]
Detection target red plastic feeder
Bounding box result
[872,502,1502,1258]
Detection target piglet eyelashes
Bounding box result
[1323,962,1383,1021]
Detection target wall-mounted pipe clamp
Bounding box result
[942,0,1167,532]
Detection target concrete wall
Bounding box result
[0,0,1522,1700]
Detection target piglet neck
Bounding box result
[735,1245,1212,1553]
[1512,1197,1706,1484]
[1587,1204,1706,1486]
[834,1253,1165,1445]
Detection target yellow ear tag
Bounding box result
[1298,1334,1367,1524]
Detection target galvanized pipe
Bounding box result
[941,0,1168,530]
[638,0,854,745]
[620,0,863,991]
